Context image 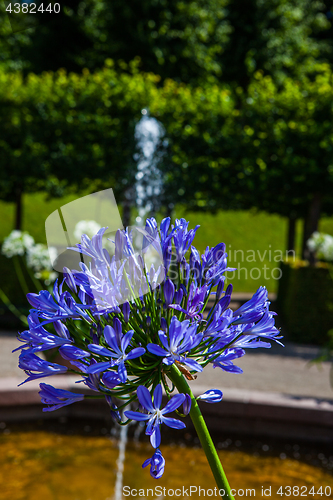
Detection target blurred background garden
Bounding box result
[1,0,333,344]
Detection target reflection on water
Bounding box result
[114,423,128,500]
[0,424,332,500]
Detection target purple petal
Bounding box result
[59,344,90,361]
[104,325,120,353]
[182,358,203,372]
[169,317,183,350]
[153,384,162,410]
[88,344,116,357]
[162,356,174,366]
[158,332,170,350]
[162,393,186,414]
[126,347,146,360]
[102,372,120,389]
[145,417,155,436]
[124,410,150,421]
[86,361,111,374]
[169,304,186,314]
[150,426,161,448]
[121,330,134,352]
[183,394,192,415]
[137,385,154,412]
[214,363,243,374]
[142,458,151,468]
[113,317,123,344]
[118,360,127,383]
[147,344,168,357]
[161,416,186,429]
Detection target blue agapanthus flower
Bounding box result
[197,389,223,403]
[18,351,68,385]
[147,316,203,372]
[124,384,186,448]
[142,448,165,479]
[15,216,282,479]
[39,383,84,411]
[87,323,146,382]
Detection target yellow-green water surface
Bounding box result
[0,430,332,500]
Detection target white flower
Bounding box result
[2,230,35,258]
[48,246,58,267]
[74,220,102,242]
[307,232,324,252]
[307,232,333,262]
[318,235,333,262]
[26,244,56,272]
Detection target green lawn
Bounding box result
[1,193,333,294]
[174,208,294,293]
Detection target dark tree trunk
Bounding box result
[301,217,307,260]
[287,216,296,254]
[301,192,322,263]
[122,187,135,228]
[164,203,174,220]
[15,187,23,230]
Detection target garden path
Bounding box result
[0,330,331,401]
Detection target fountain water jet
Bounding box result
[114,423,128,500]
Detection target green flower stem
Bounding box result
[0,287,28,325]
[13,256,30,296]
[167,364,234,500]
[25,265,43,292]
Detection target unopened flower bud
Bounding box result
[197,389,223,404]
[183,394,192,415]
[105,396,122,422]
[122,302,130,322]
[112,318,122,345]
[164,278,175,306]
[174,288,183,305]
[160,317,167,332]
[216,279,225,301]
[63,267,77,294]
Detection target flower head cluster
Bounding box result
[2,230,58,285]
[16,217,281,478]
[307,232,333,262]
[2,230,35,257]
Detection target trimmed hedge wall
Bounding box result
[277,261,333,345]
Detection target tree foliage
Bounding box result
[1,0,332,87]
[0,0,333,241]
[152,63,333,224]
[221,0,332,87]
[0,62,159,225]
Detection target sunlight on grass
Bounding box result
[1,193,333,293]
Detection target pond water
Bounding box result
[0,420,332,500]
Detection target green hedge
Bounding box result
[277,261,333,345]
